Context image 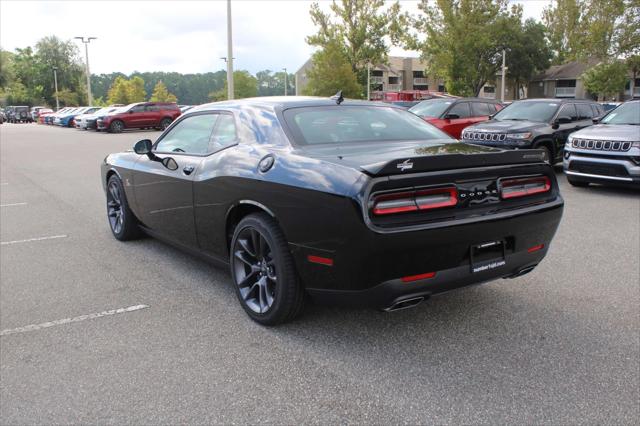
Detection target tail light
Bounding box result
[372,187,457,215]
[499,176,550,200]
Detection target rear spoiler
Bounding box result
[360,149,547,176]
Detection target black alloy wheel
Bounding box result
[160,118,172,130]
[110,120,124,133]
[106,175,140,241]
[230,213,304,325]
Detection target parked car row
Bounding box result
[409,97,638,188]
[36,102,182,132]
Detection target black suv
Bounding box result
[460,99,604,164]
[6,106,32,123]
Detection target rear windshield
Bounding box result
[284,105,453,145]
[493,101,560,123]
[601,102,640,125]
[409,99,454,117]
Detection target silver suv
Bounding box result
[563,100,640,188]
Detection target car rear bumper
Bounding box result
[294,199,563,309]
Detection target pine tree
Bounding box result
[107,76,129,105]
[127,76,146,102]
[150,81,178,103]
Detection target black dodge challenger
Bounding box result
[101,96,564,325]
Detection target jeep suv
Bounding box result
[409,98,503,139]
[460,99,604,164]
[96,102,181,133]
[563,100,640,188]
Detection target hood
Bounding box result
[571,124,640,141]
[466,119,547,133]
[293,140,542,176]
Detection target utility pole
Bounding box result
[226,0,234,100]
[500,49,507,103]
[75,36,96,106]
[282,68,287,96]
[367,63,371,100]
[52,67,60,111]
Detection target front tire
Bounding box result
[109,120,124,133]
[230,213,304,325]
[160,118,172,130]
[106,175,141,241]
[536,144,553,164]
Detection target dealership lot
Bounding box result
[1,124,638,423]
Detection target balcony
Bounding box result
[555,87,576,97]
[413,77,428,85]
[370,76,384,84]
[387,83,402,91]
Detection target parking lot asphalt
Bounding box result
[0,123,638,424]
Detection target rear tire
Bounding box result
[230,213,305,325]
[106,175,141,241]
[536,144,553,164]
[109,120,124,133]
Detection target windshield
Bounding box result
[493,101,560,123]
[601,102,640,125]
[409,99,454,117]
[284,105,454,145]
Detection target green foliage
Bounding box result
[306,0,397,87]
[406,0,523,97]
[255,70,295,96]
[149,81,178,102]
[107,76,130,105]
[302,39,362,98]
[543,0,633,63]
[127,76,147,102]
[628,55,640,77]
[582,60,629,100]
[506,19,553,99]
[92,96,108,107]
[209,70,258,101]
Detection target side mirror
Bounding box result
[444,113,460,120]
[161,157,178,171]
[133,139,153,155]
[592,115,604,124]
[552,116,572,129]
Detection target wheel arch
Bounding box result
[225,200,276,251]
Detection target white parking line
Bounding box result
[1,234,68,245]
[0,202,27,207]
[0,304,149,336]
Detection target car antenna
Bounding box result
[331,90,344,105]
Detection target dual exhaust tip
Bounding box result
[384,296,425,312]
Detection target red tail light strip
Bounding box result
[500,176,551,199]
[307,255,334,266]
[401,272,436,283]
[372,187,458,216]
[527,244,545,253]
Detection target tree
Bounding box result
[616,1,640,56]
[256,69,295,96]
[506,19,553,99]
[302,39,362,98]
[405,0,522,96]
[626,55,640,97]
[150,81,178,102]
[127,76,146,102]
[582,60,628,100]
[543,0,586,63]
[209,70,258,101]
[107,76,130,104]
[306,0,399,87]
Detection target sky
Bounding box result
[0,0,549,76]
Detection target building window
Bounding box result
[371,70,383,77]
[413,85,428,90]
[412,71,425,78]
[555,79,576,98]
[483,86,495,93]
[438,84,445,92]
[388,76,400,84]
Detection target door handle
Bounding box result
[183,165,195,175]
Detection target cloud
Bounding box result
[0,1,546,75]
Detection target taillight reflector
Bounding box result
[527,244,545,253]
[401,272,436,283]
[500,176,550,199]
[372,187,457,216]
[307,255,334,266]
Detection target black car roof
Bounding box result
[514,98,596,104]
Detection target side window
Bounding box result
[155,114,218,155]
[471,102,491,116]
[210,114,237,150]
[448,102,471,118]
[557,104,577,121]
[576,103,593,120]
[146,104,160,112]
[130,105,145,113]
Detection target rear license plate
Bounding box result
[470,240,506,273]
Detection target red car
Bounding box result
[409,98,503,139]
[97,102,181,133]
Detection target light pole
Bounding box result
[282,68,287,96]
[500,49,508,103]
[367,63,371,100]
[52,66,60,111]
[226,0,234,100]
[75,36,96,106]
